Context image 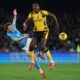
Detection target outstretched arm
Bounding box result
[13,9,17,23]
[13,34,29,42]
[49,13,59,32]
[23,12,32,27]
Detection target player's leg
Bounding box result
[22,38,36,59]
[25,38,45,60]
[21,38,31,60]
[22,38,32,54]
[40,32,55,69]
[28,38,37,69]
[22,39,46,78]
[37,43,45,59]
[35,59,46,78]
[22,38,45,70]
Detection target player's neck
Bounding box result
[33,11,39,13]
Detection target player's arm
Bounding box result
[43,10,59,33]
[49,13,59,31]
[24,12,32,26]
[12,9,17,24]
[13,34,29,42]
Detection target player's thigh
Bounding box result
[27,38,32,48]
[30,37,37,48]
[22,46,29,54]
[40,31,49,48]
[44,30,49,39]
[40,38,47,49]
[22,38,32,54]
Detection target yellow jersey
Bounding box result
[27,10,49,32]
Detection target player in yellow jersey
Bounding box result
[24,3,59,70]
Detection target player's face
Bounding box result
[32,5,40,12]
[7,25,14,32]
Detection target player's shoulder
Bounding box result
[41,10,49,13]
[41,10,49,15]
[28,11,34,15]
[7,32,11,37]
[27,11,33,18]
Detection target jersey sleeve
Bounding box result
[12,22,17,30]
[27,13,32,19]
[10,36,17,40]
[7,33,16,41]
[42,10,49,16]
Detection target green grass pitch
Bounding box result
[0,64,80,80]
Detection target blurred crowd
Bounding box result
[0,9,80,52]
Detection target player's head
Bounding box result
[4,22,14,32]
[32,3,40,12]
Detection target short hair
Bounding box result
[32,3,39,6]
[4,22,11,30]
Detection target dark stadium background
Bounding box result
[0,0,80,51]
[0,0,80,12]
[0,0,80,80]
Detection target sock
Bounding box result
[35,59,43,74]
[39,69,44,74]
[35,59,40,70]
[29,50,36,63]
[45,50,53,63]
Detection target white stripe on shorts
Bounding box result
[22,38,32,54]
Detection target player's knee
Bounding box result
[40,44,45,50]
[40,45,47,52]
[29,46,34,51]
[42,48,48,53]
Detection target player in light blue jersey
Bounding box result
[4,9,46,78]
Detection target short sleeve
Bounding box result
[7,33,16,41]
[42,10,49,16]
[10,36,17,40]
[27,13,32,19]
[12,22,17,30]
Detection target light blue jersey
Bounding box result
[7,23,41,69]
[7,23,27,47]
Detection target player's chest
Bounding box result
[32,13,45,21]
[13,31,21,37]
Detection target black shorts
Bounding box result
[33,31,49,43]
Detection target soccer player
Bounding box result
[4,9,46,78]
[24,3,59,70]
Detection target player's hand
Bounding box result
[23,22,28,28]
[13,9,17,16]
[23,22,26,27]
[24,34,29,38]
